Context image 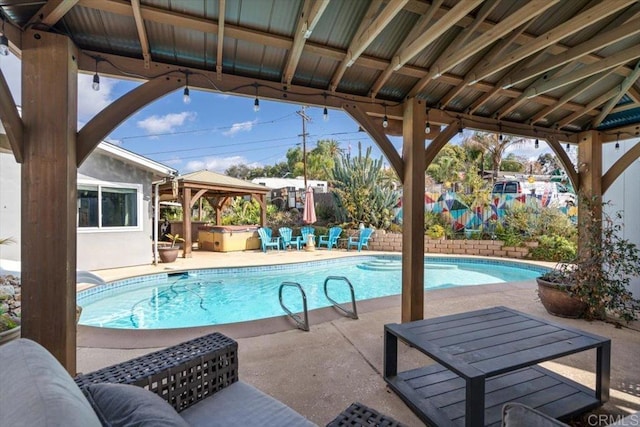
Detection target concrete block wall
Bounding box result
[368,232,536,258]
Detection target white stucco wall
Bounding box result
[0,151,21,262]
[602,137,640,297]
[0,149,159,271]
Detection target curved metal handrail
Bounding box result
[323,276,358,319]
[278,281,309,331]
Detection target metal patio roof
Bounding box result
[1,0,639,142]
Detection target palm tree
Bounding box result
[466,131,526,179]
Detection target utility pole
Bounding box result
[296,106,311,188]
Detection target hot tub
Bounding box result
[198,225,261,252]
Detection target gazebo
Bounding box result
[0,1,638,373]
[157,169,271,258]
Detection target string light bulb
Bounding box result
[91,57,100,91]
[253,83,260,112]
[615,133,620,151]
[322,94,328,121]
[382,104,388,128]
[425,108,431,134]
[566,143,570,151]
[0,18,8,56]
[534,138,539,149]
[498,123,503,141]
[183,73,191,104]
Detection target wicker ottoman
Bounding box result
[327,402,407,427]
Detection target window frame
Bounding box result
[77,180,143,233]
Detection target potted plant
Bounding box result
[158,233,185,263]
[537,196,640,322]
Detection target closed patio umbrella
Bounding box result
[303,187,316,224]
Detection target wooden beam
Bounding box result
[410,0,557,97]
[602,140,640,193]
[330,0,408,92]
[576,131,603,261]
[131,0,151,69]
[0,68,23,163]
[545,136,579,191]
[502,18,640,89]
[27,0,78,28]
[558,87,619,128]
[592,60,640,127]
[611,101,640,114]
[283,0,330,87]
[216,0,225,80]
[470,0,636,83]
[525,45,640,98]
[401,97,425,323]
[182,188,192,258]
[425,123,458,167]
[369,0,444,98]
[21,29,78,374]
[343,103,404,180]
[77,76,183,165]
[531,68,619,124]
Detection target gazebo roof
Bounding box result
[170,169,270,194]
[1,1,639,142]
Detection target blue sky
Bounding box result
[1,51,549,175]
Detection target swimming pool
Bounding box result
[78,256,548,329]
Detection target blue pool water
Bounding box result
[78,256,547,329]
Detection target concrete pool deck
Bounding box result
[77,249,640,426]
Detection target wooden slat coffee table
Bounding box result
[384,306,610,427]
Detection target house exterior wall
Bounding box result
[0,149,156,271]
[0,151,21,262]
[603,137,640,297]
[77,151,155,271]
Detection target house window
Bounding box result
[78,183,141,230]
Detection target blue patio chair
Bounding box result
[347,227,374,251]
[318,226,342,250]
[257,227,280,252]
[300,226,315,247]
[279,227,301,250]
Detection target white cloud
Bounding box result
[223,119,257,136]
[78,73,118,121]
[136,112,196,135]
[0,53,21,103]
[184,155,260,173]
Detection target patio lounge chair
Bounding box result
[300,226,315,247]
[258,227,280,252]
[347,227,374,251]
[279,227,301,250]
[318,226,342,250]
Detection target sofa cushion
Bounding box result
[0,338,102,427]
[83,383,189,427]
[180,381,317,427]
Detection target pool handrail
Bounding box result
[278,281,309,331]
[323,276,358,319]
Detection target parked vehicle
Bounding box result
[492,180,576,207]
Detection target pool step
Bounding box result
[358,260,459,271]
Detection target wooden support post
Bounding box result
[401,98,426,322]
[577,130,603,261]
[21,30,78,374]
[182,187,192,258]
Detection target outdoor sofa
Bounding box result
[0,332,405,427]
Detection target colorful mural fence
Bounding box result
[395,191,577,231]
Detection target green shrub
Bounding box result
[529,235,576,262]
[426,224,445,239]
[388,223,402,233]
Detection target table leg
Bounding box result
[384,330,397,378]
[466,375,485,427]
[596,340,611,403]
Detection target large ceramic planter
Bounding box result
[537,278,587,319]
[158,247,180,263]
[0,326,20,346]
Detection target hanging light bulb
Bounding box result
[323,106,328,121]
[534,138,539,149]
[382,104,388,128]
[498,123,503,141]
[425,108,431,134]
[615,133,620,151]
[566,143,570,151]
[91,57,100,91]
[0,18,8,56]
[253,83,260,112]
[182,73,191,104]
